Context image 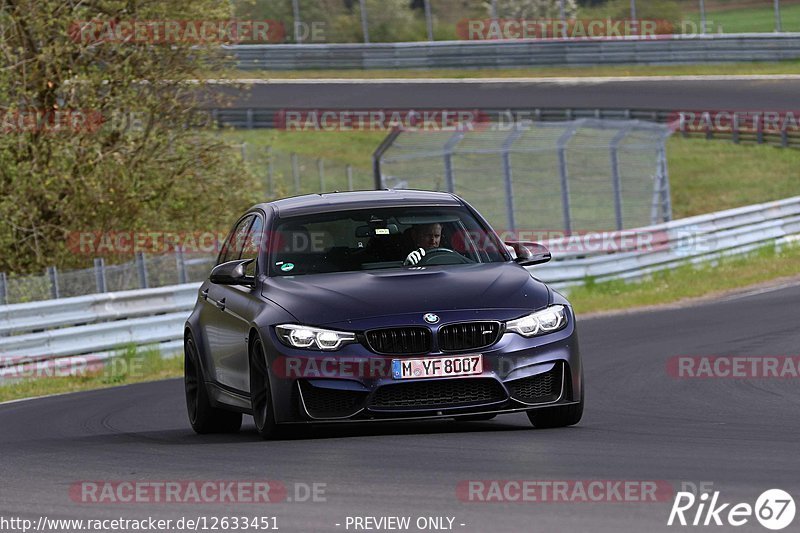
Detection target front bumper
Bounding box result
[264,310,582,424]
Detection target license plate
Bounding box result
[392,355,483,380]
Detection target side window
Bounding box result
[241,216,264,277]
[217,215,254,266]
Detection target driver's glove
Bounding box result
[404,247,426,266]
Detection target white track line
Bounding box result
[213,74,800,85]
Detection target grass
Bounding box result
[0,346,183,404]
[567,242,800,314]
[227,60,800,80]
[683,3,800,33]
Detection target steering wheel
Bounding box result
[416,247,472,266]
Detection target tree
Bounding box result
[486,0,579,18]
[0,0,258,274]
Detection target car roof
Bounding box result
[255,190,464,218]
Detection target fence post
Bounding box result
[291,153,300,193]
[775,0,782,32]
[732,113,740,144]
[292,0,303,44]
[556,124,579,234]
[246,109,254,129]
[699,0,707,34]
[48,266,60,299]
[501,125,526,233]
[630,0,637,23]
[609,126,632,231]
[424,0,434,41]
[136,252,149,289]
[559,0,567,38]
[372,129,402,189]
[176,247,188,285]
[0,272,7,305]
[317,158,325,192]
[443,130,466,194]
[267,146,274,197]
[240,142,248,161]
[359,0,370,43]
[347,164,354,191]
[94,258,107,293]
[490,0,497,20]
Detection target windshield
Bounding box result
[269,206,509,276]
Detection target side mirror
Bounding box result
[506,242,551,266]
[210,259,256,287]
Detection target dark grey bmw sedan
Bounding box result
[184,190,583,438]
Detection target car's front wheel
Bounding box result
[527,380,584,429]
[185,334,242,434]
[249,338,283,439]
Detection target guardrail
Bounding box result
[227,33,800,70]
[209,108,800,149]
[1,196,798,380]
[533,196,800,289]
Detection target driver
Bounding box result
[404,223,442,265]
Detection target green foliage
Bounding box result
[0,0,258,274]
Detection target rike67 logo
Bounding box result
[668,489,796,530]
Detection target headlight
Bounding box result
[275,324,357,351]
[506,305,568,338]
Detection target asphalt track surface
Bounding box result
[217,77,800,111]
[2,282,799,533]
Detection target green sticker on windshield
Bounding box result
[280,263,295,272]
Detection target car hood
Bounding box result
[263,263,550,326]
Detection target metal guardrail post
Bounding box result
[556,124,579,234]
[0,272,7,305]
[443,130,466,194]
[359,0,370,43]
[176,247,188,285]
[501,125,526,233]
[372,129,402,189]
[94,258,107,293]
[424,0,434,41]
[292,0,303,44]
[136,252,149,289]
[775,0,783,33]
[699,0,707,34]
[48,266,60,299]
[347,165,354,191]
[267,146,274,197]
[246,109,254,129]
[610,126,633,231]
[291,153,300,193]
[317,158,325,192]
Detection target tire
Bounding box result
[249,338,284,439]
[527,376,584,429]
[456,414,497,421]
[184,334,242,434]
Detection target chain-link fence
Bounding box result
[231,0,798,43]
[0,253,215,305]
[377,119,673,233]
[239,143,375,197]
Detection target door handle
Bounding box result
[216,298,226,311]
[201,288,209,300]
